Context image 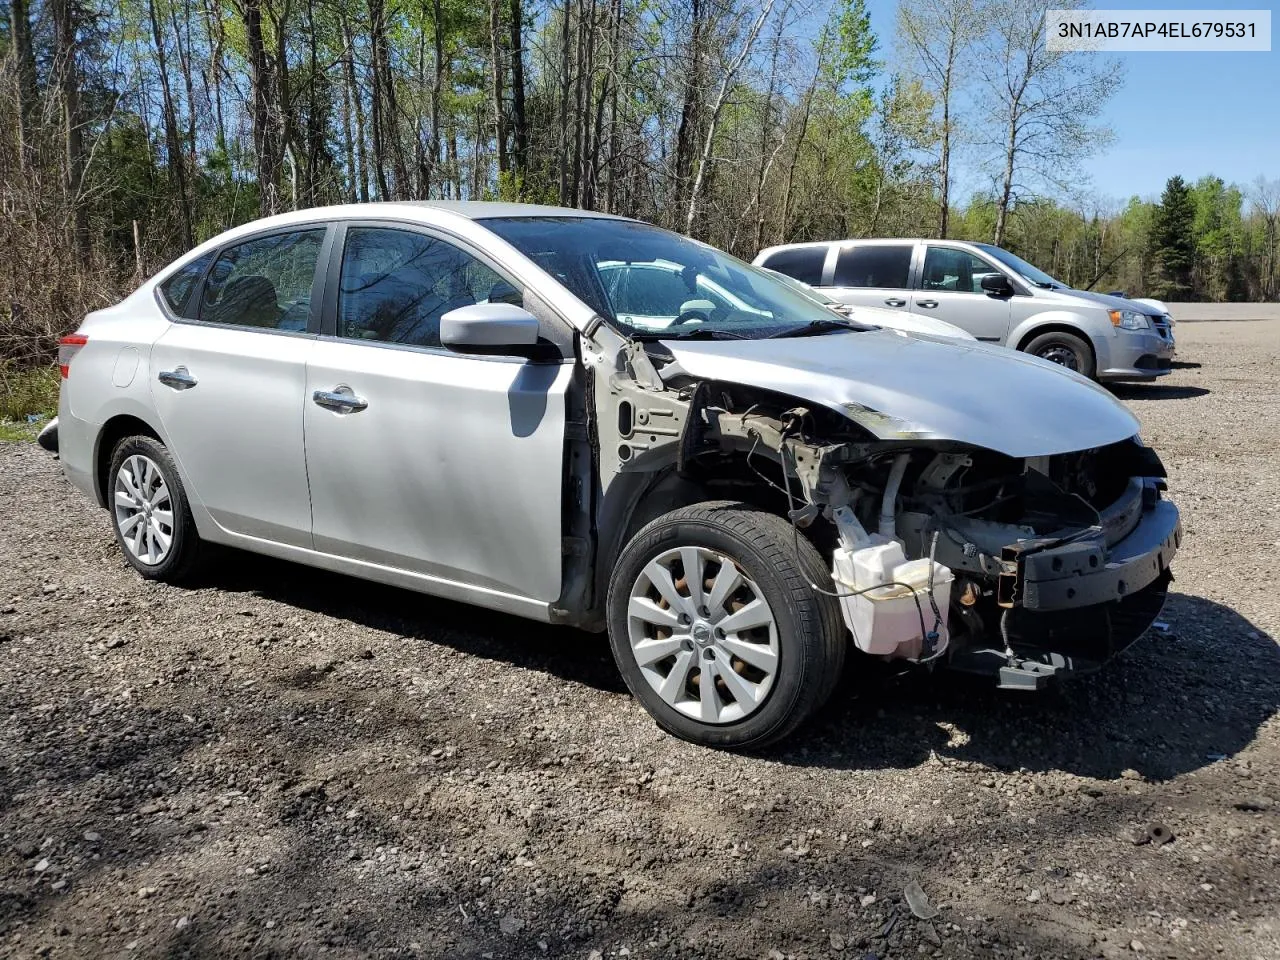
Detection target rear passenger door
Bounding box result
[913,245,1012,343]
[823,242,915,311]
[150,226,329,547]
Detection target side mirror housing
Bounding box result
[440,302,540,352]
[980,273,1014,296]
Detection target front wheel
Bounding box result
[1023,330,1096,379]
[606,502,845,749]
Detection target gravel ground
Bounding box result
[1,320,1278,960]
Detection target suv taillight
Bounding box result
[58,334,88,378]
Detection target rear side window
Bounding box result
[834,245,913,288]
[158,253,213,319]
[200,229,325,331]
[759,246,827,286]
[337,227,517,349]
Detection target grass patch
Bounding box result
[0,363,58,442]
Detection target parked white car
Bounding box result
[757,267,977,341]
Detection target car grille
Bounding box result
[1153,315,1173,340]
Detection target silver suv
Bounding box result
[753,239,1175,382]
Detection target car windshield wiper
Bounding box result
[633,327,752,341]
[766,318,871,339]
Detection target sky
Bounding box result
[861,0,1280,206]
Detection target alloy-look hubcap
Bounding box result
[626,546,779,724]
[114,454,175,566]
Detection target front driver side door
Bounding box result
[911,245,1012,343]
[303,223,571,604]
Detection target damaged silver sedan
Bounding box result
[54,202,1181,749]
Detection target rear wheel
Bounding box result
[108,435,203,581]
[606,502,845,749]
[1024,330,1095,378]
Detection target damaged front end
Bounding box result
[571,324,1180,689]
[699,395,1180,687]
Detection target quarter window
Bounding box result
[759,246,828,286]
[159,253,214,319]
[337,227,517,349]
[833,245,912,288]
[921,247,1000,294]
[200,230,325,330]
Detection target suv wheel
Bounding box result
[1024,330,1095,378]
[108,435,204,581]
[606,502,845,749]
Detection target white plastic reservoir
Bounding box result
[832,540,953,659]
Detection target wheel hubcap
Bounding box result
[1037,344,1079,370]
[113,454,174,566]
[626,546,779,724]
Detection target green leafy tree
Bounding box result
[1150,175,1196,300]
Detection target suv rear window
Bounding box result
[834,245,913,288]
[759,246,827,286]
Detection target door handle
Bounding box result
[916,299,939,309]
[883,297,907,307]
[313,386,368,413]
[158,367,198,390]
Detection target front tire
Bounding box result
[606,502,845,749]
[108,435,203,582]
[1024,330,1096,379]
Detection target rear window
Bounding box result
[834,245,913,288]
[158,253,214,319]
[759,246,827,286]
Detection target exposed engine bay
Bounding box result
[573,327,1182,689]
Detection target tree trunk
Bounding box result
[52,0,90,260]
[557,0,573,204]
[242,0,282,215]
[10,0,38,164]
[430,0,445,197]
[672,0,703,215]
[148,0,194,248]
[994,119,1016,247]
[508,0,528,181]
[603,0,622,213]
[340,12,370,202]
[488,0,509,180]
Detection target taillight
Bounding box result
[58,334,88,378]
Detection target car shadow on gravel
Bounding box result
[178,549,628,694]
[787,592,1279,782]
[1110,383,1210,401]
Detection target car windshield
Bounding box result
[974,243,1063,288]
[480,216,861,338]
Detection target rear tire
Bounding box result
[1024,330,1096,379]
[606,501,845,749]
[107,435,203,582]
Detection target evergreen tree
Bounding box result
[1150,175,1196,300]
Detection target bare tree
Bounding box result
[684,0,778,236]
[1248,176,1280,300]
[978,0,1121,246]
[897,0,981,238]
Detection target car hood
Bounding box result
[660,330,1140,458]
[1051,286,1164,317]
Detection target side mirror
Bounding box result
[440,302,540,352]
[980,273,1013,296]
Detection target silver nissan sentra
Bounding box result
[52,202,1181,749]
